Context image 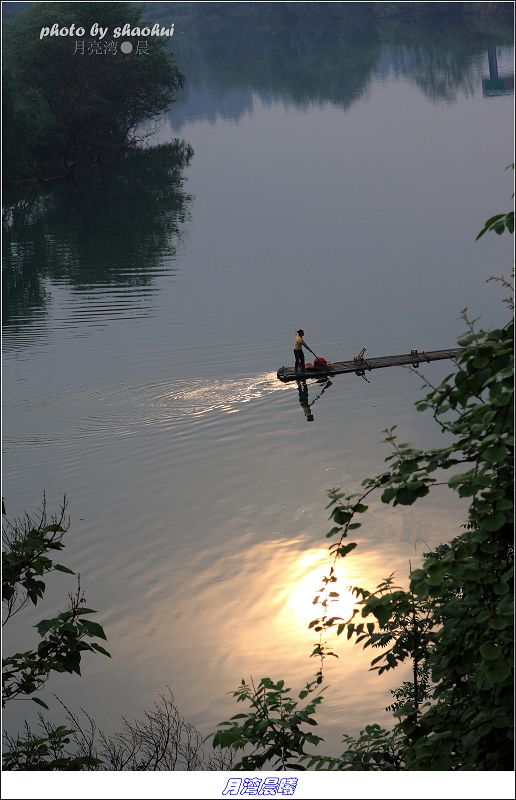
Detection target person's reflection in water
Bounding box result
[297,380,314,421]
[297,379,332,422]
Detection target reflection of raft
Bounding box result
[277,347,464,383]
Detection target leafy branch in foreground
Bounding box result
[475,164,514,240]
[210,676,325,770]
[475,210,514,239]
[304,723,405,771]
[312,307,513,769]
[2,579,110,708]
[2,722,101,771]
[2,495,72,625]
[2,498,111,709]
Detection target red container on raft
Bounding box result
[305,357,330,370]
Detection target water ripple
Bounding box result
[3,372,293,447]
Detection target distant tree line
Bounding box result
[141,1,513,112]
[144,1,514,35]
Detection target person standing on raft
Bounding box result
[294,329,316,373]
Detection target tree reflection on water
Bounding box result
[2,141,193,333]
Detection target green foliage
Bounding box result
[3,511,69,615]
[2,725,102,771]
[316,306,513,768]
[210,676,325,770]
[3,2,184,183]
[2,498,110,768]
[213,205,513,770]
[304,724,405,770]
[3,600,110,705]
[346,575,434,693]
[476,166,514,241]
[2,497,78,622]
[476,210,514,239]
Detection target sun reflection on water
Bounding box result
[282,550,359,639]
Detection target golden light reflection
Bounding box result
[283,550,359,638]
[156,372,289,419]
[107,537,412,751]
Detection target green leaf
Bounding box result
[77,620,107,640]
[337,542,357,557]
[32,697,49,709]
[480,642,499,661]
[481,513,506,532]
[37,640,53,656]
[448,472,469,489]
[35,618,57,637]
[483,444,509,464]
[489,617,511,631]
[394,488,417,506]
[54,564,75,575]
[374,607,392,627]
[381,488,396,503]
[91,642,111,657]
[332,508,352,525]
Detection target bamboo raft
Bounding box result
[276,347,464,383]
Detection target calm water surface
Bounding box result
[2,14,514,755]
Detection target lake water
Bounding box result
[2,7,514,760]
